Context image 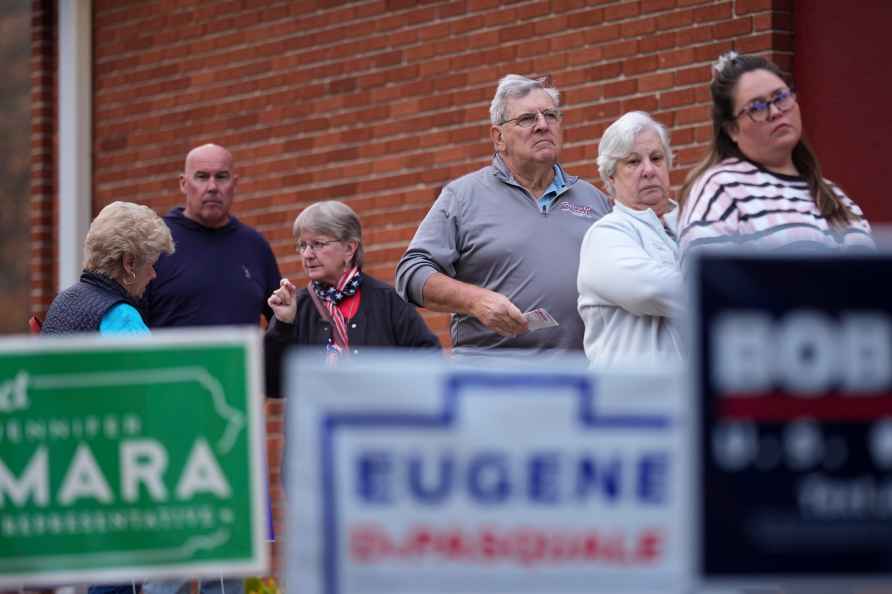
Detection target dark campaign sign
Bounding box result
[691,251,892,585]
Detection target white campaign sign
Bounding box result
[285,352,692,594]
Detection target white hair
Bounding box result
[489,74,560,125]
[597,111,673,196]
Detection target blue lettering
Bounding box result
[637,452,669,504]
[528,451,560,504]
[575,456,622,503]
[356,451,392,504]
[467,452,510,503]
[408,453,453,504]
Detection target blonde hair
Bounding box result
[83,201,174,278]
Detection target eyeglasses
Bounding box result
[500,108,562,128]
[297,239,340,253]
[735,89,797,123]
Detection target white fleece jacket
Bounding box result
[577,201,684,367]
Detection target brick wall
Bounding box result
[31,0,55,320]
[31,0,794,579]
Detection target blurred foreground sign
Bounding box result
[0,329,268,586]
[285,352,690,594]
[691,251,892,591]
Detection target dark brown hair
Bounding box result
[680,53,853,226]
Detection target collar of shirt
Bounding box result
[537,165,567,213]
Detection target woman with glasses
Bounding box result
[577,111,684,366]
[264,201,439,393]
[678,52,873,262]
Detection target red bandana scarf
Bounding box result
[309,266,361,360]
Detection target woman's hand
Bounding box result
[268,278,298,323]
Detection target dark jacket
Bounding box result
[142,207,281,327]
[42,271,138,335]
[264,274,440,397]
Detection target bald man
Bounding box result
[142,143,281,328]
[139,145,280,594]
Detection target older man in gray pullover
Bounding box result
[396,74,611,357]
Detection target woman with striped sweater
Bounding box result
[678,52,873,264]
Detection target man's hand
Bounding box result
[268,278,298,323]
[468,287,528,337]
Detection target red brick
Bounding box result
[621,95,659,113]
[575,7,605,27]
[694,40,735,62]
[586,61,623,82]
[499,22,536,42]
[550,30,587,51]
[639,31,676,53]
[735,32,773,53]
[625,54,659,75]
[641,0,677,14]
[603,78,637,98]
[692,1,732,22]
[735,0,772,14]
[534,53,566,74]
[517,2,550,20]
[567,45,604,66]
[585,23,621,44]
[658,47,695,69]
[604,1,640,21]
[657,7,693,29]
[534,14,568,35]
[659,87,695,109]
[712,17,752,39]
[622,17,657,37]
[602,39,639,60]
[565,84,604,105]
[673,104,711,126]
[639,71,675,92]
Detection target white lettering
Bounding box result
[713,310,892,395]
[121,439,168,502]
[0,371,29,412]
[0,446,48,507]
[175,438,230,499]
[58,443,114,505]
[842,313,892,392]
[777,310,836,395]
[713,311,773,393]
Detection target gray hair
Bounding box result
[292,201,364,269]
[489,74,560,125]
[597,111,673,196]
[83,201,174,278]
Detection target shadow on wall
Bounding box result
[0,1,31,335]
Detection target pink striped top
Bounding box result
[679,158,873,265]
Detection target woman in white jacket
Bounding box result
[577,111,684,366]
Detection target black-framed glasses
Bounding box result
[500,108,562,128]
[297,239,340,253]
[735,88,797,123]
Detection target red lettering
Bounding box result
[347,523,664,566]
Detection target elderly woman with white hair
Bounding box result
[577,111,684,367]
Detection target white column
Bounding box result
[57,0,92,289]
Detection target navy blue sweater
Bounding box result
[143,207,281,327]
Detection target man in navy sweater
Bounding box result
[143,143,281,329]
[141,143,280,594]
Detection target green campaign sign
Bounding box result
[0,329,268,586]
